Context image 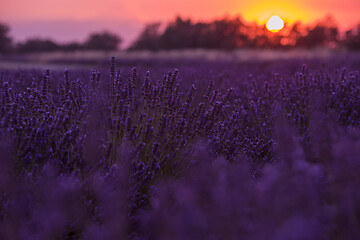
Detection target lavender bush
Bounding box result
[1,56,360,239]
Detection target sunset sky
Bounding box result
[1,0,360,47]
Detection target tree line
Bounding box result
[0,25,122,54]
[1,15,360,54]
[130,16,360,51]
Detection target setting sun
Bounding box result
[266,15,284,32]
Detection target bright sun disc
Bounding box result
[266,15,284,32]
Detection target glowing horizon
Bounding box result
[1,0,359,46]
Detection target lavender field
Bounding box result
[1,55,360,239]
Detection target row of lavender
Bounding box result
[1,57,360,239]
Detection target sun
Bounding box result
[266,15,284,32]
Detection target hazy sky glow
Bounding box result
[1,0,360,46]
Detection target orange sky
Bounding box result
[1,0,359,46]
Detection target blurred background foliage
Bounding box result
[1,15,360,54]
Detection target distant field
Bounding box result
[1,48,359,70]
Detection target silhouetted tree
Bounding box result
[17,38,60,53]
[297,26,326,48]
[83,31,122,51]
[207,17,249,49]
[296,16,339,48]
[0,23,13,54]
[129,23,161,50]
[285,21,303,46]
[159,17,194,49]
[344,25,360,51]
